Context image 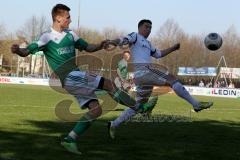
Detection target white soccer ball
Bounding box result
[204,33,223,51]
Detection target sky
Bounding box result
[0,0,239,36]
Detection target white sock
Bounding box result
[69,131,78,140]
[172,82,199,108]
[111,108,137,127]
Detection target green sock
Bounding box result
[112,88,136,107]
[72,113,93,136]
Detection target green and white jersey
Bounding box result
[27,28,88,85]
[117,59,128,80]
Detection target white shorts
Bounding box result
[134,65,168,101]
[64,70,102,108]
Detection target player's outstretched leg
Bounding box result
[170,78,213,112]
[99,78,154,113]
[107,97,158,139]
[108,107,136,139]
[61,100,102,154]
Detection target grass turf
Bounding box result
[0,84,240,160]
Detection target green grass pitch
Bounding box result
[0,84,240,160]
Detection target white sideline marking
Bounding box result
[0,104,54,108]
[191,108,240,113]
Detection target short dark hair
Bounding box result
[138,19,152,28]
[123,50,130,54]
[51,4,70,21]
[123,50,130,59]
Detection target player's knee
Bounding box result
[166,74,179,86]
[87,100,102,118]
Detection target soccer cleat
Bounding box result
[142,97,158,118]
[61,138,82,155]
[107,121,116,139]
[194,101,213,112]
[147,97,158,112]
[137,97,158,113]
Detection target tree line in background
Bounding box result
[0,16,239,84]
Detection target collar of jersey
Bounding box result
[50,28,69,44]
[51,28,67,36]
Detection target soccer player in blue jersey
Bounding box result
[107,19,213,139]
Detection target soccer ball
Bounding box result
[204,33,223,51]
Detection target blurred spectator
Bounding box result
[228,81,235,88]
[206,81,213,88]
[188,78,193,85]
[214,81,220,88]
[220,80,227,88]
[199,80,205,87]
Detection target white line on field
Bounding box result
[0,104,54,108]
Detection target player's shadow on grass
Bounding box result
[1,117,240,160]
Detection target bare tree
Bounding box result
[222,25,240,67]
[0,24,14,73]
[0,24,7,40]
[16,15,50,75]
[154,19,186,74]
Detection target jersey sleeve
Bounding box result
[119,32,137,45]
[70,31,88,51]
[150,43,162,59]
[75,38,88,51]
[27,33,49,54]
[117,60,121,69]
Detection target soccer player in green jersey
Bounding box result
[115,51,132,91]
[11,4,156,155]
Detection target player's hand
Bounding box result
[103,40,118,51]
[11,44,20,54]
[173,43,180,50]
[100,39,111,49]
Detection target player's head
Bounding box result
[138,19,152,38]
[123,51,130,61]
[52,4,71,29]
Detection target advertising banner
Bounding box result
[178,67,216,76]
[185,86,240,98]
[220,67,240,79]
[0,76,51,86]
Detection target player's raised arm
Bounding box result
[160,43,180,57]
[69,31,87,52]
[110,32,138,46]
[11,44,30,57]
[84,40,110,52]
[72,30,109,52]
[11,32,48,57]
